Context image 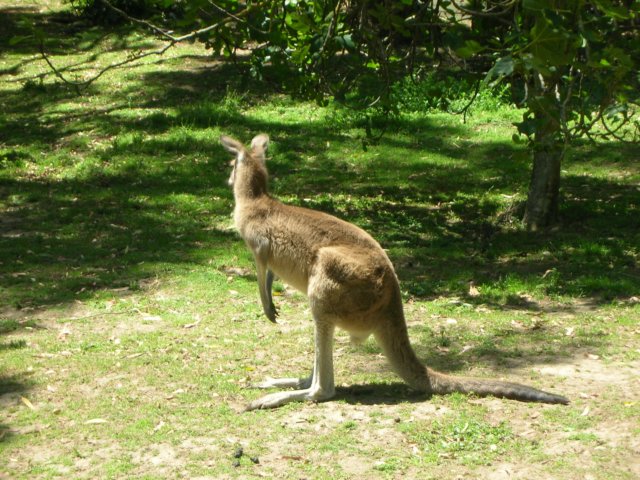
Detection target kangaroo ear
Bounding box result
[250,134,269,160]
[220,135,244,156]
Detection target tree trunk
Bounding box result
[523,111,564,231]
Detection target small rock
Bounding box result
[233,447,244,459]
[250,456,260,464]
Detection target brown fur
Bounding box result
[221,134,569,410]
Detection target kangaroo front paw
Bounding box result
[264,303,278,323]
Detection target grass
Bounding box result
[1,1,639,479]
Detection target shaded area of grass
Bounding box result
[0,369,33,445]
[0,371,32,396]
[0,158,238,309]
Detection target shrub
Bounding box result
[392,72,511,114]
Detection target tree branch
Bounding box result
[601,111,639,143]
[450,0,515,17]
[99,0,177,41]
[99,0,254,43]
[452,78,481,123]
[450,0,514,25]
[40,40,175,90]
[40,0,257,91]
[206,0,268,35]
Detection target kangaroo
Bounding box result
[221,133,569,410]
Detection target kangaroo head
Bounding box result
[220,134,270,197]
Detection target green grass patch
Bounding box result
[399,412,518,466]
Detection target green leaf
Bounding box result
[9,35,32,46]
[456,40,484,59]
[514,117,538,137]
[593,0,631,19]
[484,56,514,84]
[335,34,355,50]
[529,16,574,67]
[604,102,628,119]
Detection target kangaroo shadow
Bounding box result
[335,382,429,406]
[0,368,34,445]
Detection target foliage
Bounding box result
[150,1,640,139]
[44,1,640,146]
[480,0,640,145]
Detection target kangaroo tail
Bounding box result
[374,308,569,405]
[427,368,569,405]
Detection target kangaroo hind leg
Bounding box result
[246,318,335,410]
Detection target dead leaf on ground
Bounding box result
[468,282,481,297]
[20,396,35,410]
[166,388,186,400]
[57,324,72,341]
[85,418,108,425]
[184,316,201,329]
[542,268,556,279]
[153,421,165,433]
[280,455,307,462]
